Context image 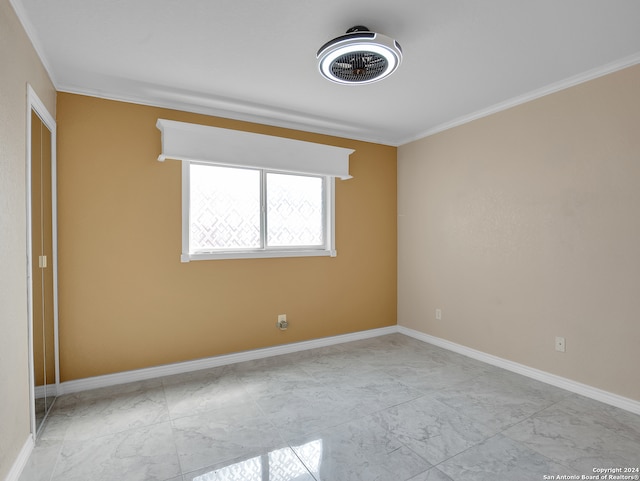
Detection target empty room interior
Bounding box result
[2,1,640,480]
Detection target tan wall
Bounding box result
[398,64,640,402]
[0,0,56,478]
[56,93,397,381]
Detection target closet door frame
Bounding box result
[26,84,59,438]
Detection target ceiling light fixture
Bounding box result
[317,26,403,85]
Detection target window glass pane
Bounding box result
[190,164,260,250]
[266,173,324,247]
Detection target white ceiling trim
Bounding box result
[11,0,388,145]
[11,0,640,147]
[399,51,640,146]
[9,0,57,86]
[42,50,640,148]
[55,83,390,145]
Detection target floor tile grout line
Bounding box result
[425,393,585,477]
[384,384,572,478]
[286,442,321,481]
[40,440,63,481]
[426,430,506,473]
[494,396,588,475]
[161,381,186,479]
[60,413,175,444]
[47,378,183,480]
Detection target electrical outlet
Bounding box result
[555,336,566,352]
[277,314,288,330]
[435,309,442,320]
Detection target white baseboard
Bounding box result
[12,324,635,481]
[56,323,640,416]
[59,326,397,395]
[3,436,34,481]
[398,325,640,416]
[34,383,57,399]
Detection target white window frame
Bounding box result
[181,161,337,262]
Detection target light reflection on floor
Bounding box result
[192,439,322,481]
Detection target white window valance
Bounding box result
[156,119,353,179]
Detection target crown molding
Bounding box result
[9,0,58,86]
[55,82,398,146]
[12,0,640,148]
[398,51,640,146]
[62,49,640,148]
[9,0,396,147]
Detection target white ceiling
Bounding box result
[12,0,640,146]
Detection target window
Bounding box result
[156,119,353,262]
[182,162,335,261]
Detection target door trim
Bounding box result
[26,84,59,439]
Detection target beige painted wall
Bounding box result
[0,1,56,478]
[56,93,397,381]
[398,64,640,402]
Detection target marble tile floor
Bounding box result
[19,334,640,481]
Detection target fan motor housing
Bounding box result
[317,26,403,85]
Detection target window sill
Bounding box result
[181,249,337,262]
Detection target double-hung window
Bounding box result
[184,162,334,260]
[155,119,353,262]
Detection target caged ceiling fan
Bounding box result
[317,25,403,85]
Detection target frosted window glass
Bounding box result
[190,164,260,250]
[267,173,324,247]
